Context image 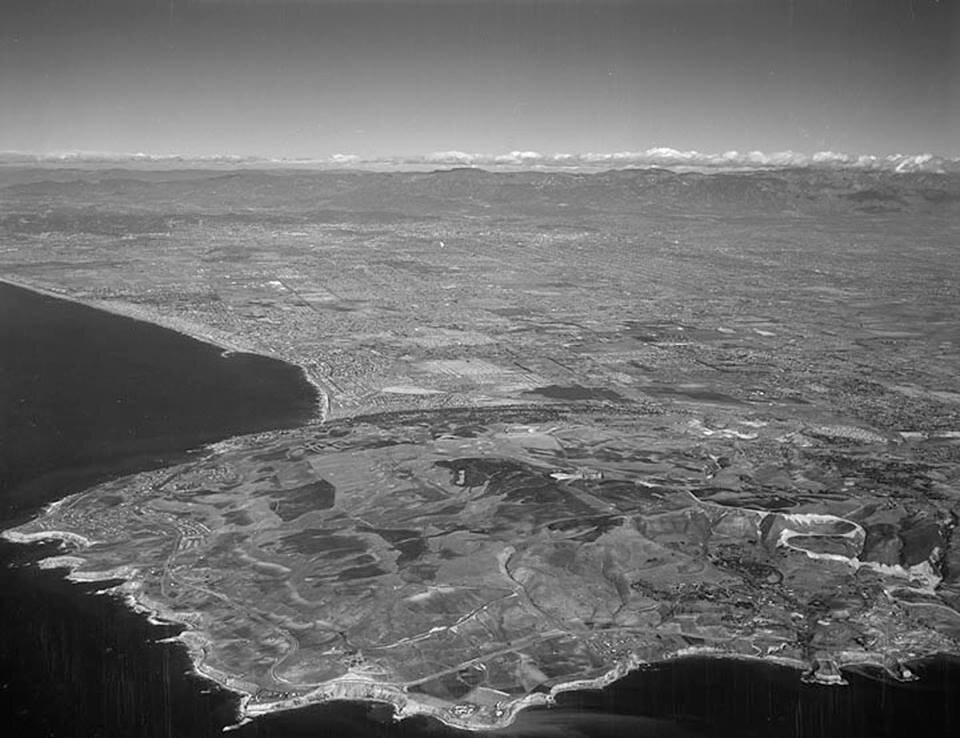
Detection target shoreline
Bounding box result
[0,527,933,733]
[1,274,948,731]
[0,273,330,423]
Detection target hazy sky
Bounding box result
[1,0,957,158]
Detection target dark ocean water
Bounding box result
[0,279,313,736]
[0,281,318,521]
[1,280,958,737]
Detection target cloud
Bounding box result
[2,148,957,174]
[493,150,544,165]
[414,148,958,173]
[423,150,478,165]
[0,150,269,165]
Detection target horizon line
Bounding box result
[2,147,959,174]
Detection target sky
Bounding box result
[0,0,957,160]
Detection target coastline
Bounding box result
[0,273,330,422]
[0,274,254,354]
[1,274,947,733]
[0,526,919,734]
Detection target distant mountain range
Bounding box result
[1,164,959,223]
